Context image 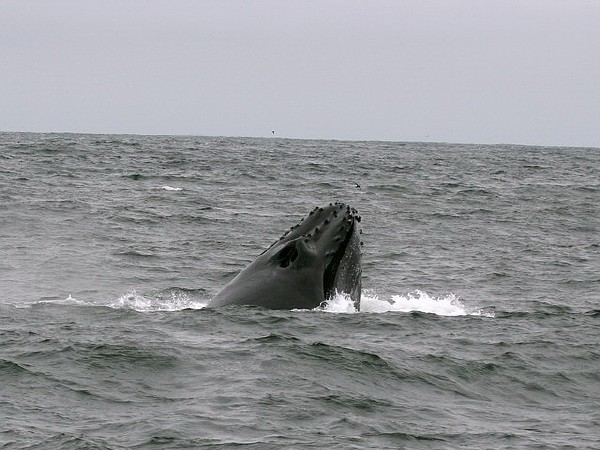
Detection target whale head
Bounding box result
[210,203,362,310]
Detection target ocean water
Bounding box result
[1,132,598,449]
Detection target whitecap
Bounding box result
[159,185,183,191]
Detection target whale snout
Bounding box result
[280,202,361,249]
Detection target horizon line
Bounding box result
[1,129,598,150]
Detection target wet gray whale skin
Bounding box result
[209,203,362,310]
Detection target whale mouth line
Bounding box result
[323,219,355,300]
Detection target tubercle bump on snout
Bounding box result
[274,203,361,246]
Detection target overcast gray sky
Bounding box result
[2,0,599,146]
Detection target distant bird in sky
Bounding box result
[271,130,275,135]
[354,182,361,189]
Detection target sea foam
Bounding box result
[108,290,207,311]
[320,290,494,317]
[19,290,491,317]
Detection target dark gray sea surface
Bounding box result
[1,132,598,449]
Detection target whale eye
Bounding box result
[273,242,299,268]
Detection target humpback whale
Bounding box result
[209,203,362,310]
